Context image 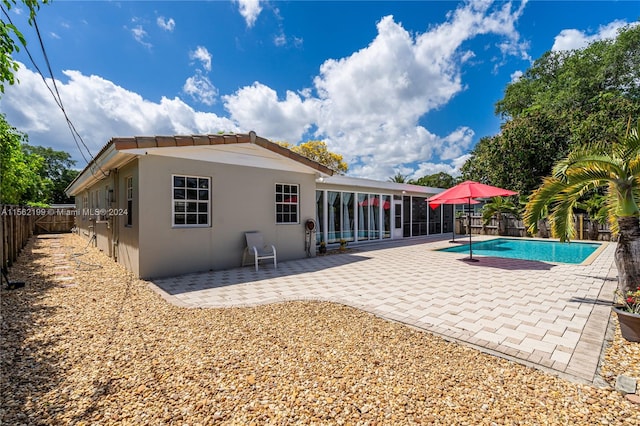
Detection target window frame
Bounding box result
[82,193,88,221]
[171,174,211,228]
[275,183,299,224]
[125,176,133,227]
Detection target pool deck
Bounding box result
[150,235,618,385]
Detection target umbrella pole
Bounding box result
[464,197,478,262]
[449,208,456,243]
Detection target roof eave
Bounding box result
[65,144,134,196]
[65,132,335,196]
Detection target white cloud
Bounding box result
[296,1,525,179]
[225,1,529,180]
[2,1,530,180]
[50,32,60,39]
[552,20,636,51]
[274,32,286,47]
[189,46,212,72]
[235,0,262,28]
[183,70,218,106]
[130,25,152,49]
[0,63,237,167]
[410,162,462,181]
[157,16,175,32]
[510,69,523,83]
[223,82,318,143]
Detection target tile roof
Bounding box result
[110,132,335,176]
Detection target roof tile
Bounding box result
[136,137,158,149]
[156,136,177,147]
[175,136,195,147]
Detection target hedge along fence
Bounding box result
[456,214,614,241]
[1,205,76,270]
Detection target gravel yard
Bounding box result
[1,233,639,425]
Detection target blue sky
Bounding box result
[1,1,638,180]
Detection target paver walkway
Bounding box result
[150,235,618,384]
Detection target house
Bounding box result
[66,132,450,279]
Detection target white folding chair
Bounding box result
[242,232,277,271]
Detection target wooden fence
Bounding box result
[456,214,614,241]
[1,205,76,270]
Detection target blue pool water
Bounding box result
[438,238,601,264]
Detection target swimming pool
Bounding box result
[438,238,602,264]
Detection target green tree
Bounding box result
[524,121,640,294]
[463,23,640,196]
[0,0,49,93]
[22,144,78,203]
[496,25,640,136]
[0,113,42,204]
[278,140,348,174]
[412,172,457,189]
[461,113,570,194]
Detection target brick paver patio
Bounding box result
[150,235,618,384]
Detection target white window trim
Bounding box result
[171,174,211,228]
[275,182,300,225]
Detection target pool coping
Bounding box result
[434,236,610,266]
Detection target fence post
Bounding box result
[0,205,44,269]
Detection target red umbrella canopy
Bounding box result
[427,197,480,208]
[428,181,517,203]
[359,197,391,209]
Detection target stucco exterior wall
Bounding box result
[74,190,92,240]
[73,176,114,256]
[136,155,317,278]
[72,160,141,276]
[113,160,140,276]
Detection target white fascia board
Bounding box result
[66,145,133,196]
[319,175,444,195]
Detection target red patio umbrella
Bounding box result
[427,181,517,261]
[427,197,480,243]
[359,197,391,209]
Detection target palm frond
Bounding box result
[524,177,567,234]
[549,197,577,242]
[619,121,640,160]
[564,165,618,183]
[557,155,626,181]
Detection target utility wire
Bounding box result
[1,5,108,178]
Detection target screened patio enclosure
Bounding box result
[315,190,454,245]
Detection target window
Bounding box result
[172,175,210,226]
[82,193,88,220]
[100,185,110,220]
[92,190,99,221]
[275,183,299,224]
[126,177,133,227]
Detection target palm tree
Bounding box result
[524,121,640,294]
[388,172,408,183]
[481,197,521,236]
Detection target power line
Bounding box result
[1,5,107,179]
